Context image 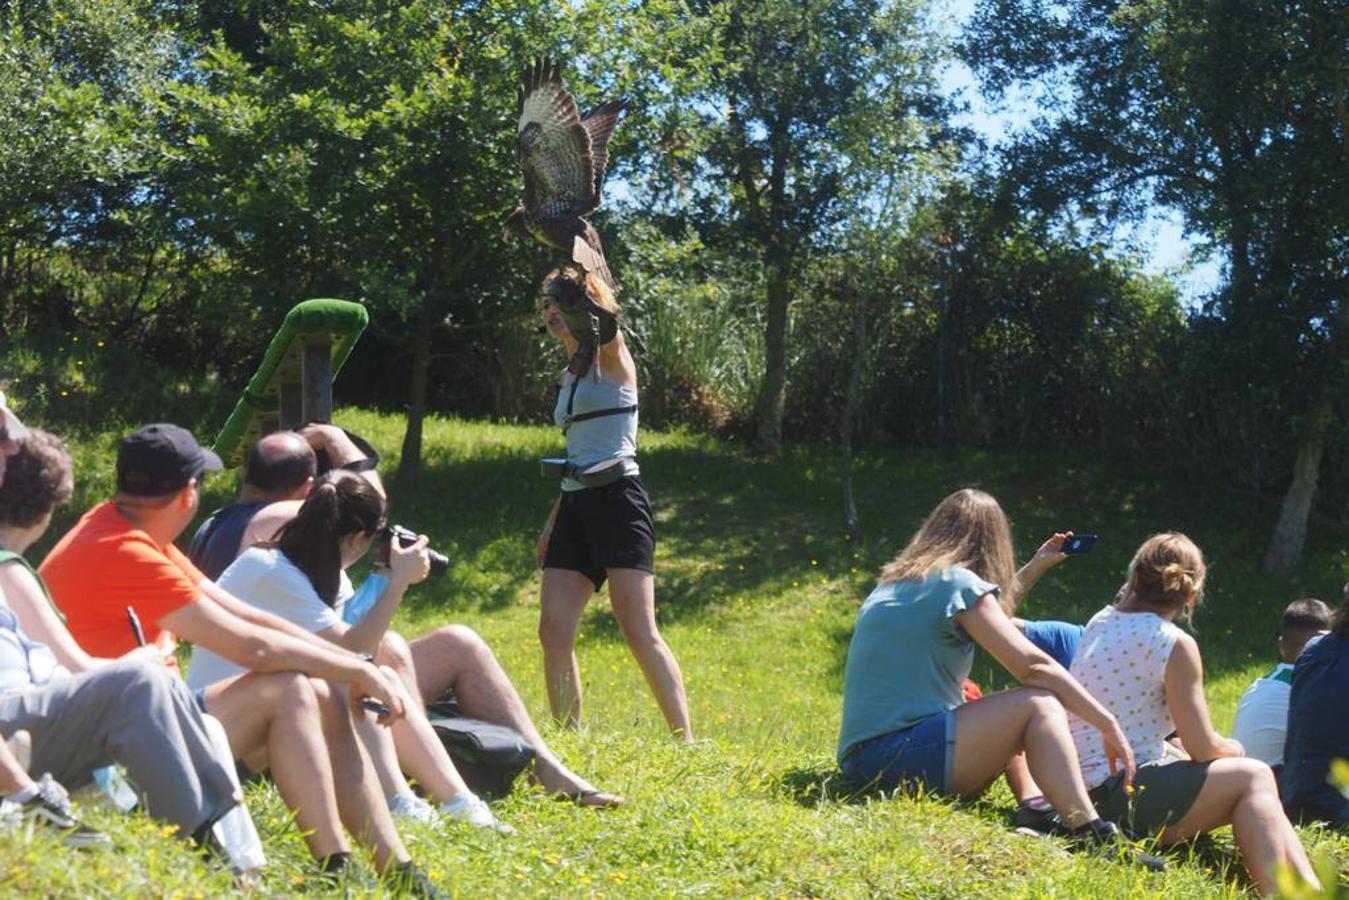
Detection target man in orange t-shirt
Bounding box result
[41,424,440,892]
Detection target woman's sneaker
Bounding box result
[388,792,440,826]
[18,774,111,849]
[1069,818,1166,872]
[439,792,514,834]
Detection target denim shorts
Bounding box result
[840,710,956,796]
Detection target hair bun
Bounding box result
[1161,562,1193,597]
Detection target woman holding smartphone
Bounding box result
[838,488,1155,860]
[535,264,692,739]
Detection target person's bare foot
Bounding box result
[532,762,624,808]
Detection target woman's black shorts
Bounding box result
[543,475,655,591]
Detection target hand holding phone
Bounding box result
[358,697,392,717]
[1061,533,1098,555]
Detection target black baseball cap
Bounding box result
[116,423,223,495]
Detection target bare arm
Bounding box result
[238,500,302,553]
[198,578,338,653]
[318,538,429,655]
[536,494,562,569]
[956,594,1136,781]
[159,594,405,717]
[1165,633,1243,761]
[300,424,384,496]
[597,330,637,388]
[0,563,100,673]
[1013,532,1070,598]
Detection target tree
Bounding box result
[629,0,945,453]
[966,0,1349,572]
[165,0,584,488]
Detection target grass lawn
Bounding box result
[3,410,1347,896]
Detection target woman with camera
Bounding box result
[186,471,511,832]
[535,264,693,740]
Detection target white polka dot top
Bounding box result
[1068,605,1183,788]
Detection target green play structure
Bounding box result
[212,299,369,467]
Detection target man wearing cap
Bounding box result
[40,424,443,893]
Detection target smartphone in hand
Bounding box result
[358,697,391,717]
[1061,533,1097,555]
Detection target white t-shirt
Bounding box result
[1230,663,1293,767]
[186,547,351,690]
[1069,605,1183,788]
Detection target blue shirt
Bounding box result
[1022,619,1084,669]
[838,566,999,762]
[1281,631,1349,826]
[187,501,267,581]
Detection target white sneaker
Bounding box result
[388,792,439,826]
[439,793,514,834]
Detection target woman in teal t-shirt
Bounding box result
[838,489,1140,848]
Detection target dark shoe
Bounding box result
[1070,818,1166,872]
[1012,796,1069,836]
[383,861,447,900]
[20,774,111,849]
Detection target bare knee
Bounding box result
[538,615,577,656]
[1021,688,1068,726]
[272,672,320,718]
[377,630,415,674]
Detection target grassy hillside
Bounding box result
[4,411,1347,896]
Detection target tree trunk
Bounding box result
[395,300,437,494]
[841,283,867,545]
[753,125,792,454]
[753,252,790,453]
[1263,397,1332,574]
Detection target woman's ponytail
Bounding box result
[271,471,384,606]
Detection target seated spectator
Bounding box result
[0,428,268,873]
[838,489,1159,866]
[1068,533,1317,895]
[1231,598,1331,772]
[38,423,441,895]
[189,427,332,580]
[0,402,109,849]
[196,425,622,807]
[1281,583,1349,828]
[189,471,510,831]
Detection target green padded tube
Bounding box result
[212,299,369,467]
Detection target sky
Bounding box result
[938,0,1223,304]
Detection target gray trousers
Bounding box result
[0,659,239,838]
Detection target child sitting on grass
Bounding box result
[1230,597,1330,773]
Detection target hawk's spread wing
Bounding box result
[516,58,594,218]
[580,99,628,207]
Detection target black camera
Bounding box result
[379,524,449,578]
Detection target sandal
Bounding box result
[555,789,625,809]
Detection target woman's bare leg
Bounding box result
[206,672,347,859]
[538,568,594,727]
[403,626,602,796]
[607,568,692,741]
[1160,758,1318,895]
[950,689,1096,828]
[1004,753,1042,803]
